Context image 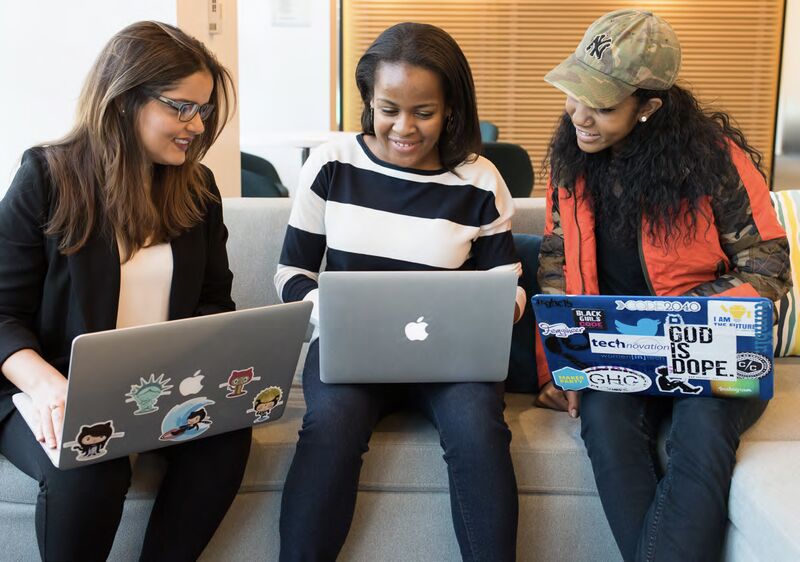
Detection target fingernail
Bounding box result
[570,409,578,418]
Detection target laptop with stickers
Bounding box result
[12,301,312,469]
[531,294,774,399]
[318,270,518,383]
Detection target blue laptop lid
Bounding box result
[531,294,774,400]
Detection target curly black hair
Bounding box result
[545,84,764,247]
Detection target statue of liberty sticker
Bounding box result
[125,373,173,415]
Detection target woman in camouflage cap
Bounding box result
[537,9,791,562]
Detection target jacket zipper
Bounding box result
[573,198,586,294]
[637,226,656,295]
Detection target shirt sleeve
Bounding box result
[470,160,526,314]
[274,150,330,326]
[0,151,49,369]
[684,142,791,301]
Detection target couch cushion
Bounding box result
[223,197,292,310]
[741,358,800,442]
[238,389,595,496]
[770,190,800,357]
[728,440,800,560]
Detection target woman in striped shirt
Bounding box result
[276,22,524,562]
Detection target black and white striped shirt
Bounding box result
[275,134,524,327]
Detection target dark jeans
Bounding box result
[0,409,251,562]
[279,339,518,562]
[580,391,767,562]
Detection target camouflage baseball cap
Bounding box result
[544,9,681,108]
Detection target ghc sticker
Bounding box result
[584,366,653,393]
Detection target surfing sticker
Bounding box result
[63,420,125,461]
[159,397,215,441]
[219,367,261,398]
[125,373,173,415]
[247,386,284,423]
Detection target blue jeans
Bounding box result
[279,339,518,562]
[580,391,767,562]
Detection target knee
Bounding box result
[298,403,374,454]
[668,423,738,474]
[580,395,650,461]
[439,409,511,462]
[668,400,746,472]
[43,457,131,502]
[581,393,640,437]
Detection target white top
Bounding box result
[116,241,173,329]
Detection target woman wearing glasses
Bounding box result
[0,21,250,560]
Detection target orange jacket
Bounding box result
[535,141,791,386]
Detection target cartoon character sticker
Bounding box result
[159,397,215,441]
[125,373,173,415]
[63,421,125,461]
[247,386,284,423]
[219,367,260,398]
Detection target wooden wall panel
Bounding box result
[341,1,784,194]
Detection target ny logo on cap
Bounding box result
[586,33,612,60]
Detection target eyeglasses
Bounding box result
[150,92,215,122]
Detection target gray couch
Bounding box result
[1,198,798,561]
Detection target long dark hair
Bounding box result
[42,21,235,261]
[545,84,764,246]
[355,22,481,172]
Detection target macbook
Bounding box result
[13,301,312,469]
[319,271,517,383]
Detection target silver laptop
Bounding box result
[13,301,312,469]
[318,271,517,383]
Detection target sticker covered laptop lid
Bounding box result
[532,295,774,400]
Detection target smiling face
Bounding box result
[365,62,447,170]
[565,94,662,154]
[137,70,213,166]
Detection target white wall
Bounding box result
[178,0,241,197]
[238,0,331,193]
[0,1,176,198]
[777,0,800,154]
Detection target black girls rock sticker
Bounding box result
[63,420,125,462]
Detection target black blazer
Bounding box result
[0,149,235,423]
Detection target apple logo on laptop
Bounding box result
[179,370,204,396]
[405,317,429,341]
